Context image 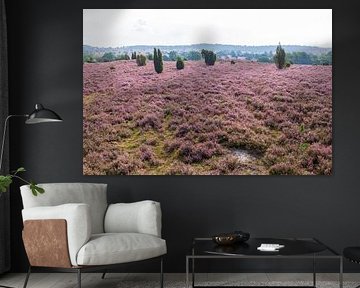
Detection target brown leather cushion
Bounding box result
[23,219,72,268]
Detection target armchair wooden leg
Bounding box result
[22,266,31,288]
[160,257,164,288]
[77,268,81,288]
[101,271,106,279]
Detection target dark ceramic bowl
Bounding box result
[212,234,238,245]
[212,231,250,245]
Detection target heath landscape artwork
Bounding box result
[83,9,332,175]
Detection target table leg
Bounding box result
[192,247,195,288]
[192,261,195,287]
[339,256,343,288]
[186,256,189,288]
[312,254,316,287]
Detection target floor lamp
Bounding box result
[0,103,63,172]
[0,103,62,288]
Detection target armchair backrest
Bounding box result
[20,183,108,234]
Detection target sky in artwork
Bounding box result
[83,9,332,48]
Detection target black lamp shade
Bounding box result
[25,104,63,124]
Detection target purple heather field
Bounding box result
[83,60,332,175]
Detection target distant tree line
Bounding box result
[83,50,203,63]
[83,52,131,63]
[84,47,219,74]
[256,50,332,65]
[288,51,332,65]
[84,49,331,66]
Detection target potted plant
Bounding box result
[0,167,44,196]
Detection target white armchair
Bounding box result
[20,183,166,288]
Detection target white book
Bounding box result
[257,243,285,251]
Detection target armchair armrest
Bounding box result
[22,203,92,266]
[104,200,162,237]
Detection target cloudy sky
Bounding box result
[83,9,332,48]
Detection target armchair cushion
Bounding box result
[20,183,108,234]
[104,200,162,237]
[22,203,92,266]
[76,233,167,266]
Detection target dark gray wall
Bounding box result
[5,0,360,273]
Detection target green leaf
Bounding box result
[30,181,44,196]
[35,186,45,194]
[11,167,26,175]
[15,167,26,173]
[1,166,45,196]
[0,175,13,193]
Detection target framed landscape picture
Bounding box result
[83,9,332,175]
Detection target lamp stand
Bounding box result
[0,114,28,172]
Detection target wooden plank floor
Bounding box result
[0,273,359,288]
